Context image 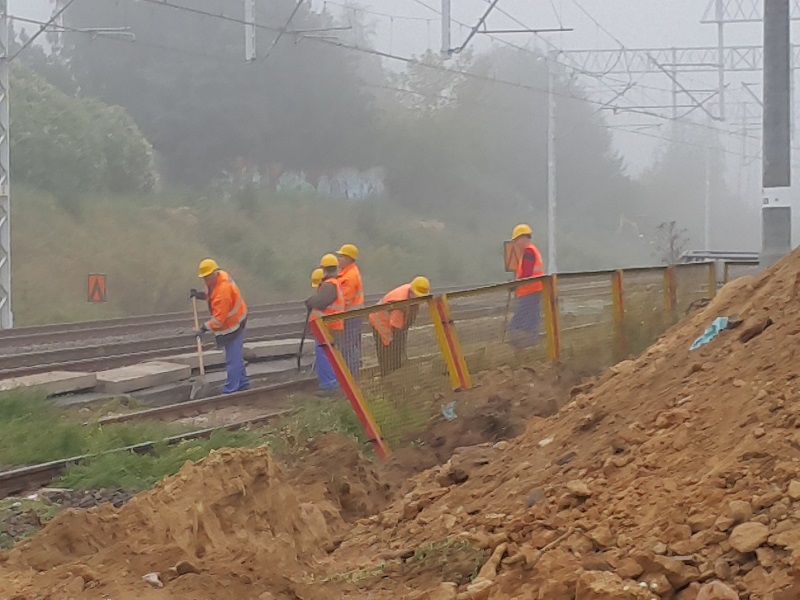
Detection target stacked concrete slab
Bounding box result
[96,361,191,394]
[244,338,309,361]
[0,371,97,396]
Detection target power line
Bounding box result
[43,1,774,152]
[9,0,76,60]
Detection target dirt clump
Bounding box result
[0,446,339,600]
[319,249,800,599]
[284,431,393,523]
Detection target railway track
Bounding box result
[0,379,316,498]
[0,286,476,350]
[0,281,614,379]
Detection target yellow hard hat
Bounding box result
[197,258,220,278]
[320,253,339,269]
[512,224,533,240]
[336,243,359,260]
[410,276,430,297]
[311,268,324,288]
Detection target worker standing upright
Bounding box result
[369,276,430,376]
[336,243,364,376]
[191,259,250,394]
[306,254,345,395]
[508,224,544,347]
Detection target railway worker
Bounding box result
[336,243,364,376]
[190,259,250,394]
[305,254,345,396]
[369,276,430,376]
[508,224,544,348]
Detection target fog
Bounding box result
[9,0,798,270]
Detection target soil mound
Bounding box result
[325,250,800,599]
[0,446,338,600]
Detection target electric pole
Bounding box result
[245,0,256,61]
[547,51,557,274]
[761,0,793,267]
[0,0,10,329]
[441,0,450,56]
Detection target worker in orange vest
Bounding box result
[336,243,364,376]
[190,259,250,394]
[305,254,345,395]
[369,276,430,376]
[508,224,544,347]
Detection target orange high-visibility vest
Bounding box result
[338,263,365,310]
[369,283,413,346]
[205,271,248,336]
[311,278,345,331]
[515,243,544,297]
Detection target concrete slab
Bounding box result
[244,338,310,361]
[96,361,191,395]
[164,350,226,370]
[0,371,97,397]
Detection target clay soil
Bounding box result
[5,250,800,599]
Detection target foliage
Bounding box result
[653,220,690,265]
[9,63,156,201]
[60,0,378,185]
[0,391,187,467]
[58,430,260,491]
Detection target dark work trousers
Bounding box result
[372,327,409,376]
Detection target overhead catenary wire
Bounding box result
[12,4,775,157]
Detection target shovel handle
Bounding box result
[192,297,206,376]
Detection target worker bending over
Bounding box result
[508,224,544,347]
[305,254,345,395]
[191,259,250,394]
[369,276,430,376]
[336,244,364,376]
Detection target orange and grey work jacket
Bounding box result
[205,270,248,344]
[515,242,544,297]
[337,263,365,310]
[306,277,345,331]
[369,283,418,346]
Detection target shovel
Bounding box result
[189,297,207,400]
[297,306,312,370]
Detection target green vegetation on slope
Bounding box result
[0,390,366,492]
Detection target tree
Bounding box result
[60,0,381,185]
[9,63,156,201]
[653,221,689,265]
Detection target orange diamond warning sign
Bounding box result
[88,274,107,303]
[503,241,522,273]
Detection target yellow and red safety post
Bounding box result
[428,295,472,391]
[707,261,717,298]
[310,318,391,459]
[663,266,678,324]
[611,270,626,361]
[542,275,561,363]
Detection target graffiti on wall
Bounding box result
[272,166,386,200]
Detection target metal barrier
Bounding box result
[313,262,717,458]
[723,260,761,283]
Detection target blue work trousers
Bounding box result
[315,343,339,390]
[340,317,363,376]
[221,328,250,394]
[508,292,542,348]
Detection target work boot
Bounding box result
[314,387,340,398]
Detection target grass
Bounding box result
[11,183,641,326]
[0,391,192,467]
[57,429,261,491]
[0,390,370,493]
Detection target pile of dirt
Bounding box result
[284,431,393,523]
[9,249,800,599]
[0,446,341,600]
[322,251,800,599]
[380,364,576,490]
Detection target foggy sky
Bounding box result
[10,0,792,194]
